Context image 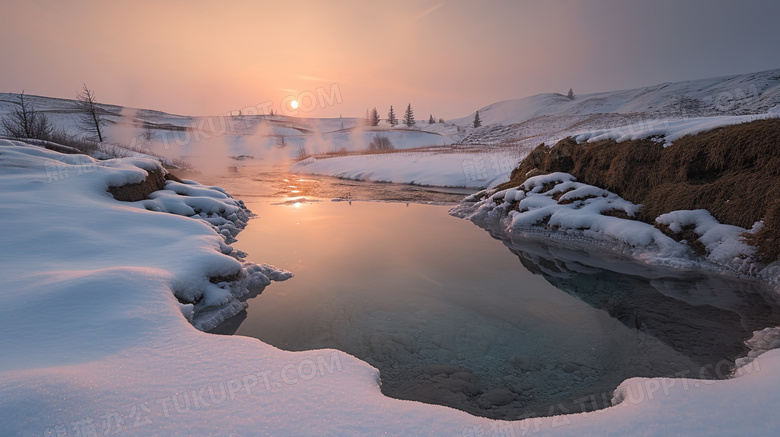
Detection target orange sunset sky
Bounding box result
[1,0,778,119]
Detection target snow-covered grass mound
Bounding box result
[497,118,780,265]
[452,172,759,274]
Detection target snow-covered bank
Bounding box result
[4,141,780,435]
[573,111,778,145]
[291,149,521,189]
[0,141,292,331]
[451,172,777,280]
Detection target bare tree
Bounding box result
[368,134,394,151]
[75,84,107,142]
[1,92,53,140]
[142,122,154,143]
[296,144,308,159]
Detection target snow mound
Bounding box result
[453,173,763,272]
[656,210,758,267]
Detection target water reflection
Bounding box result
[177,162,474,205]
[488,227,780,377]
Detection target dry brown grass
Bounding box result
[501,118,780,262]
[108,168,181,202]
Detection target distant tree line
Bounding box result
[363,103,455,128]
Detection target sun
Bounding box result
[290,100,299,109]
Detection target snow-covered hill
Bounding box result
[449,68,780,148]
[452,69,780,127]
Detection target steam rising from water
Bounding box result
[103,110,376,175]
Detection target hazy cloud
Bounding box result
[413,2,445,21]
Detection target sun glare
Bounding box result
[290,100,299,109]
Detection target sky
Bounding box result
[1,0,778,120]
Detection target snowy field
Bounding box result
[3,140,780,435]
[291,148,522,189]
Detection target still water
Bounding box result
[205,163,780,419]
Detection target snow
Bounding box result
[656,210,758,266]
[3,141,780,434]
[453,172,768,274]
[292,149,521,188]
[451,68,780,127]
[573,112,772,145]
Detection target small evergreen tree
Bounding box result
[387,106,398,126]
[369,108,380,126]
[403,103,415,127]
[428,114,435,124]
[473,110,481,128]
[567,88,574,100]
